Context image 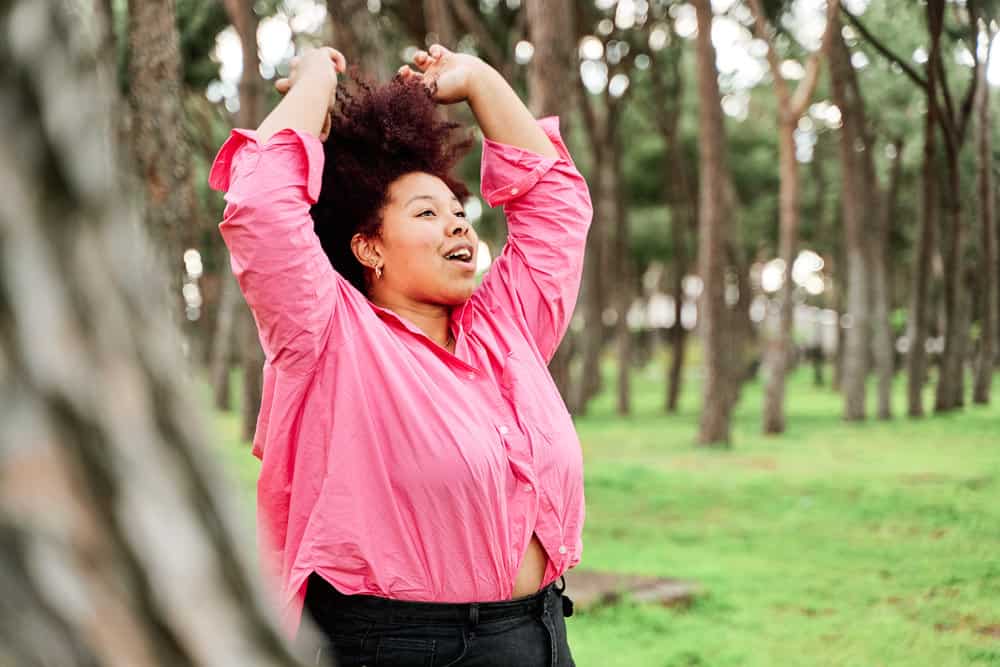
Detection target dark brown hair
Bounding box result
[310,74,473,294]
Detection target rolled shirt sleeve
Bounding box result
[475,117,594,362]
[209,128,338,375]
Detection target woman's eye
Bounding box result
[417,210,435,217]
[454,210,466,218]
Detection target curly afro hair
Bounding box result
[310,74,474,295]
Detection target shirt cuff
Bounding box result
[208,128,326,203]
[479,116,571,208]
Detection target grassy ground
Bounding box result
[208,361,1000,667]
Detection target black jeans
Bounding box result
[304,573,576,667]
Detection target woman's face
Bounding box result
[361,171,479,306]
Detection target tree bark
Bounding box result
[211,248,239,411]
[422,0,456,46]
[127,0,201,311]
[572,98,616,415]
[220,0,270,441]
[907,81,940,416]
[649,40,692,414]
[693,0,736,446]
[973,29,996,404]
[762,121,799,432]
[613,124,631,416]
[327,0,391,81]
[873,139,904,419]
[749,0,835,434]
[930,0,979,413]
[0,2,323,663]
[525,0,576,403]
[828,14,870,421]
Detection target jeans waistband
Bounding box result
[305,573,560,626]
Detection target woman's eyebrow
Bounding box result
[405,194,463,207]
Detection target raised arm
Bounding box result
[207,48,348,375]
[260,47,345,143]
[400,47,593,361]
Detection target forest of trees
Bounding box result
[2,0,998,663]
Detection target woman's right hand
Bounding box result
[275,47,346,141]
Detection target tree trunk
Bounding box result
[649,41,692,414]
[0,2,323,663]
[211,249,239,411]
[127,0,200,313]
[666,262,688,412]
[326,0,391,81]
[934,152,967,412]
[693,0,736,446]
[762,121,798,433]
[748,0,835,434]
[221,0,270,441]
[907,87,940,416]
[422,0,455,46]
[525,0,577,403]
[724,239,756,407]
[929,0,979,413]
[613,126,631,416]
[828,15,870,421]
[572,112,614,414]
[873,139,904,419]
[241,310,267,443]
[973,36,996,404]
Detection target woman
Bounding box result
[209,43,592,666]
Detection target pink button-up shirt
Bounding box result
[209,117,592,637]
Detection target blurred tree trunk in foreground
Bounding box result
[693,0,737,446]
[828,13,870,421]
[0,1,324,664]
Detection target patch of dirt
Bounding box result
[800,607,836,617]
[933,614,982,634]
[739,456,778,470]
[563,570,702,612]
[977,624,1000,638]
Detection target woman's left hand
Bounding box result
[397,44,486,104]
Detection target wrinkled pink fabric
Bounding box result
[208,117,592,638]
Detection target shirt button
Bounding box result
[467,372,475,380]
[510,187,519,195]
[498,425,509,435]
[524,484,533,492]
[558,545,568,555]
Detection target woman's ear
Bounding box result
[351,233,382,270]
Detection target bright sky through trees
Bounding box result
[210,0,1000,114]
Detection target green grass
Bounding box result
[208,360,1000,666]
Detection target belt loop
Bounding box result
[469,602,479,626]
